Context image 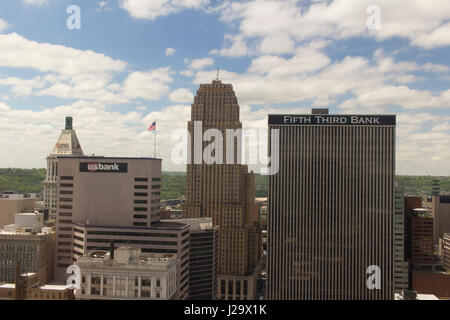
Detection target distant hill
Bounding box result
[0,168,46,194]
[0,168,449,199]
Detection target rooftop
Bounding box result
[39,284,73,291]
[162,218,214,231]
[78,247,177,268]
[56,156,161,161]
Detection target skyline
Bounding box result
[0,1,449,175]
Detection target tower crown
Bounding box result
[49,116,84,157]
[65,116,73,130]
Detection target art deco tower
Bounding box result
[183,80,262,300]
[43,117,84,219]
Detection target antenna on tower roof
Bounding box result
[216,68,220,81]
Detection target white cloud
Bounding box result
[0,19,10,32]
[432,122,450,132]
[169,88,194,103]
[97,1,112,11]
[0,33,181,104]
[210,34,249,57]
[193,46,450,111]
[0,33,130,103]
[120,0,209,20]
[412,22,450,49]
[186,57,214,70]
[214,0,450,55]
[22,0,49,6]
[122,67,173,100]
[0,33,127,76]
[180,70,194,77]
[248,41,330,76]
[165,47,176,56]
[0,76,47,97]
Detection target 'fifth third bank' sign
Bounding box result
[269,115,396,126]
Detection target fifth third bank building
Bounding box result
[267,109,396,300]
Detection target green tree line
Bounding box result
[1,168,449,199]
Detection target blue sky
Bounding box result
[0,0,449,174]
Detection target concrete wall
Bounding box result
[0,198,36,228]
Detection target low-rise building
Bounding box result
[0,272,73,300]
[0,212,55,284]
[411,271,450,299]
[75,246,177,300]
[0,193,36,228]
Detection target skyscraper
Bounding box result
[43,117,84,219]
[182,80,262,300]
[267,109,396,300]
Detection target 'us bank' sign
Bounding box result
[79,162,128,173]
[269,115,396,126]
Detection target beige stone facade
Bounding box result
[182,80,262,300]
[0,194,36,228]
[43,117,84,220]
[54,156,162,280]
[75,247,178,300]
[0,214,55,284]
[425,194,450,246]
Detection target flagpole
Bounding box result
[154,129,156,158]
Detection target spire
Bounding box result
[65,116,73,130]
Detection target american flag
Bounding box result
[148,121,156,131]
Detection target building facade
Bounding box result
[70,222,190,299]
[443,233,450,270]
[0,213,55,284]
[76,247,177,300]
[53,156,190,299]
[182,80,262,300]
[267,110,396,300]
[394,181,409,293]
[410,208,434,265]
[0,272,74,300]
[167,218,219,300]
[425,191,450,246]
[43,117,84,220]
[404,196,423,261]
[0,193,36,228]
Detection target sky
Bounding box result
[0,0,449,175]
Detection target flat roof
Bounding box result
[39,284,73,291]
[56,156,161,161]
[73,221,189,231]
